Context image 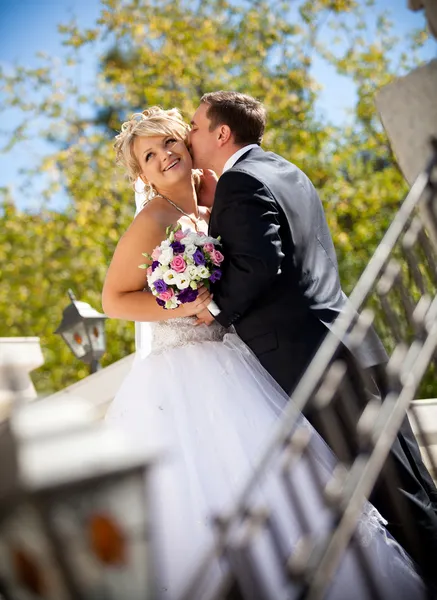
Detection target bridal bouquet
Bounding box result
[140,224,224,309]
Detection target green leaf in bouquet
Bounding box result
[139,263,149,269]
[165,223,176,236]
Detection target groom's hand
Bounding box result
[197,169,218,208]
[195,308,215,326]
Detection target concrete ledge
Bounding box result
[46,353,135,418]
[0,337,44,367]
[0,337,44,417]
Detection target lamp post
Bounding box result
[55,290,107,374]
[0,368,156,600]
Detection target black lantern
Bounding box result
[55,290,107,374]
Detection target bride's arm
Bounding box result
[102,209,211,322]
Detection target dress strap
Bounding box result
[154,193,200,229]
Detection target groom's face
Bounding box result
[189,103,220,171]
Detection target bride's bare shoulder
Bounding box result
[131,199,173,233]
[114,203,170,256]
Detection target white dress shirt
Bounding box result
[222,143,260,174]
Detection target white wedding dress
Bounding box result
[105,316,425,600]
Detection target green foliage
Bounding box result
[0,0,434,396]
[0,189,135,394]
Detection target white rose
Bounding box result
[149,266,165,283]
[196,265,211,279]
[185,264,198,279]
[160,247,174,265]
[184,243,197,256]
[181,232,197,245]
[175,273,191,290]
[148,271,158,284]
[165,296,179,310]
[199,235,218,245]
[163,269,178,285]
[160,239,171,249]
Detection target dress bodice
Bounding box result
[150,317,228,355]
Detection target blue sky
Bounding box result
[0,0,436,209]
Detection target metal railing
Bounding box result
[182,139,437,600]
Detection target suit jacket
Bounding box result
[209,148,437,589]
[209,146,387,393]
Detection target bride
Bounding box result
[102,107,425,599]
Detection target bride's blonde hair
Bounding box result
[114,107,201,206]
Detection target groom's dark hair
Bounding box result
[200,91,266,145]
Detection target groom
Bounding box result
[189,91,437,588]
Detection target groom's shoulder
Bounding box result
[225,148,304,188]
[232,147,300,174]
[263,149,302,170]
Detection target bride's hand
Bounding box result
[180,286,213,317]
[197,169,218,209]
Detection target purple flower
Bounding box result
[152,260,160,271]
[156,298,166,307]
[193,248,206,266]
[178,288,198,304]
[170,241,185,254]
[209,269,222,283]
[154,279,168,294]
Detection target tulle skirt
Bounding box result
[105,334,425,600]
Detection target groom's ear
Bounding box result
[217,125,232,146]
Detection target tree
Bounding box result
[0,0,433,395]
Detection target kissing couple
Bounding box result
[103,91,437,598]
